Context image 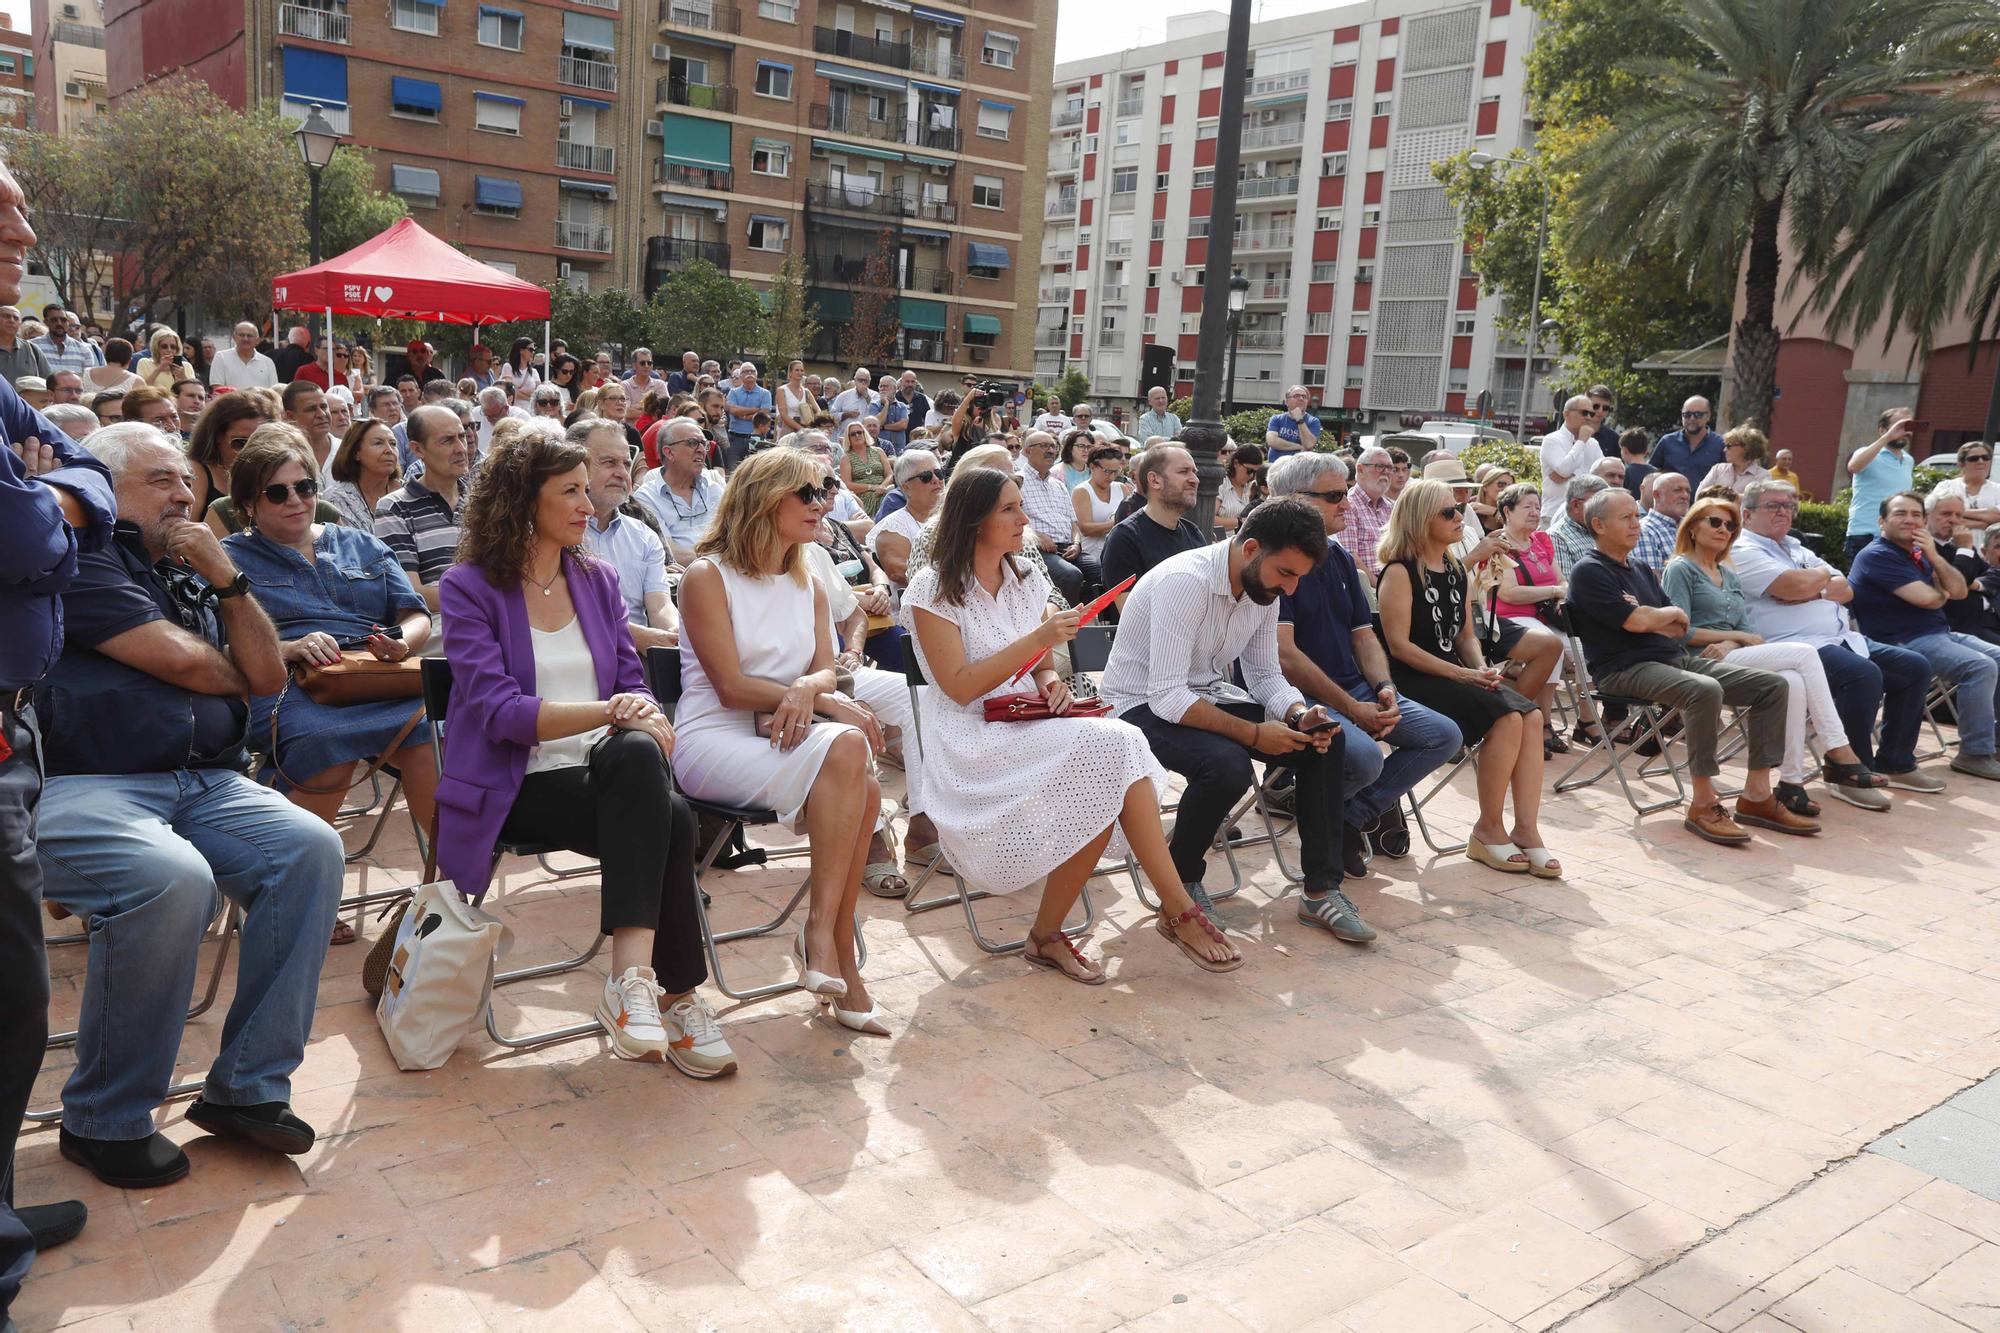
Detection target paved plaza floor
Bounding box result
[14,742,2000,1331]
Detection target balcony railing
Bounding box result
[558,54,618,92]
[50,19,105,47]
[1114,96,1144,118]
[1046,197,1078,218]
[910,44,965,80]
[803,181,954,223]
[1035,327,1068,349]
[1234,228,1296,252]
[658,0,739,32]
[1100,285,1129,303]
[1246,69,1311,98]
[1251,280,1288,300]
[278,3,350,43]
[1240,122,1305,150]
[810,252,955,294]
[557,140,616,173]
[1038,285,1070,303]
[556,220,613,253]
[1049,147,1081,172]
[1099,330,1127,348]
[808,103,959,152]
[1237,330,1285,350]
[902,333,951,363]
[813,26,910,69]
[654,158,732,190]
[1238,174,1300,200]
[1054,106,1084,128]
[647,236,730,274]
[656,75,736,111]
[1105,239,1133,258]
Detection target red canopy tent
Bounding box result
[268,217,552,381]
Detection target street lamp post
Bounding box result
[293,103,341,267]
[1183,0,1254,538]
[1224,272,1250,418]
[1467,150,1549,441]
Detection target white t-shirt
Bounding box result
[209,349,280,389]
[1930,476,2000,512]
[865,506,926,564]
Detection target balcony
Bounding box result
[656,74,736,112]
[1234,228,1296,252]
[902,333,951,364]
[654,158,732,190]
[1246,69,1311,99]
[1049,146,1081,173]
[1046,197,1078,219]
[50,18,105,46]
[1035,326,1068,349]
[805,180,907,221]
[1038,285,1070,303]
[1101,285,1129,303]
[808,103,960,152]
[910,43,965,80]
[809,253,954,294]
[1105,239,1132,259]
[658,0,739,32]
[647,236,730,273]
[1099,330,1127,348]
[557,140,616,173]
[1237,330,1285,351]
[556,221,613,253]
[1115,96,1144,118]
[1240,121,1305,151]
[278,3,349,43]
[559,54,618,92]
[1237,174,1300,200]
[813,26,910,69]
[1249,279,1289,301]
[1054,106,1084,128]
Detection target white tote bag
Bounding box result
[375,879,513,1071]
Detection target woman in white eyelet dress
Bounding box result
[903,468,1243,981]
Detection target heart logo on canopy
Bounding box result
[373,286,394,302]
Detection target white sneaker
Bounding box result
[597,966,670,1061]
[663,994,738,1079]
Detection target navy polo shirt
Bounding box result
[1278,538,1372,693]
[1849,536,1950,644]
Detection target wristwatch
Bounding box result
[1371,681,1392,694]
[212,571,252,600]
[1284,702,1309,726]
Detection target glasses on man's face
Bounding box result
[904,469,942,485]
[1754,500,1799,514]
[1307,487,1349,505]
[1702,515,1739,533]
[261,478,320,505]
[1683,411,1709,420]
[636,360,653,368]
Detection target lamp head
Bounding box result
[294,104,340,172]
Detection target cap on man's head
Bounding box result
[1422,458,1473,486]
[15,376,47,392]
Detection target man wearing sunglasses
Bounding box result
[634,417,724,565]
[1649,396,1725,492]
[1928,440,2000,528]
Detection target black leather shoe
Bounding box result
[19,1200,87,1251]
[1341,824,1371,880]
[185,1097,316,1156]
[58,1128,189,1189]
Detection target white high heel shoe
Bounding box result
[792,926,847,998]
[818,995,891,1037]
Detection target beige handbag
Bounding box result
[374,878,513,1071]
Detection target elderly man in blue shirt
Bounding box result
[577,418,678,653]
[1649,395,1726,490]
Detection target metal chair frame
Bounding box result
[1405,742,1479,856]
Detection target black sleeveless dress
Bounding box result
[1386,556,1538,743]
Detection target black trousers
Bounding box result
[1041,548,1096,604]
[0,707,48,1319]
[1123,700,1345,891]
[498,730,707,995]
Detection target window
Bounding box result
[1189,217,1211,237]
[1315,211,1340,231]
[1303,367,1327,387]
[1084,133,1099,153]
[1307,311,1332,334]
[972,174,1003,209]
[390,163,440,208]
[1361,205,1381,227]
[1372,96,1392,117]
[1142,315,1156,335]
[1114,120,1138,146]
[1188,266,1205,286]
[473,175,522,217]
[977,101,1013,141]
[1155,172,1170,191]
[1192,167,1215,188]
[1100,312,1119,332]
[1071,318,1085,335]
[1326,99,1352,121]
[487,260,519,276]
[1111,166,1137,195]
[478,6,523,50]
[758,0,797,19]
[1454,312,1476,336]
[1149,220,1166,240]
[1346,365,1365,389]
[391,0,439,35]
[1350,312,1371,334]
[1448,368,1469,392]
[390,77,441,120]
[982,31,1018,68]
[1321,153,1347,177]
[474,94,521,135]
[747,216,787,251]
[1180,315,1199,334]
[752,140,790,176]
[755,62,791,99]
[1196,118,1218,140]
[1147,268,1160,288]
[1310,261,1336,282]
[0,57,15,75]
[1355,263,1374,284]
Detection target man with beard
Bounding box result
[1098,497,1369,942]
[576,419,677,652]
[1099,443,1206,611]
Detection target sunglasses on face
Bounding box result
[261,478,319,504]
[1702,515,1739,532]
[1682,411,1709,420]
[903,469,942,485]
[1435,505,1463,520]
[793,480,839,506]
[1964,453,1993,463]
[1307,487,1349,504]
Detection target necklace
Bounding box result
[527,555,562,598]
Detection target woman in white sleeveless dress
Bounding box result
[1071,441,1130,562]
[904,468,1242,982]
[676,449,892,1032]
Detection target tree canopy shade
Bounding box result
[1564,0,1989,431]
[271,218,551,323]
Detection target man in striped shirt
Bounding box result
[1017,429,1092,601]
[375,405,470,616]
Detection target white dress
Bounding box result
[1075,481,1129,560]
[672,559,857,830]
[902,562,1168,895]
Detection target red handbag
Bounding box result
[983,691,1115,722]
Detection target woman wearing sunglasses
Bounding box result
[1378,479,1558,877]
[1662,496,1888,817]
[676,449,892,1034]
[220,426,439,941]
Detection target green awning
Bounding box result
[963,312,1002,336]
[901,297,946,331]
[812,137,903,164]
[811,288,854,321]
[662,112,731,169]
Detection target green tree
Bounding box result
[6,129,121,327]
[549,283,653,362]
[315,146,408,259]
[1050,367,1093,412]
[837,229,900,368]
[1566,0,1971,432]
[649,259,765,366]
[760,250,821,370]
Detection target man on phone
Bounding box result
[1842,408,1918,566]
[1263,385,1322,459]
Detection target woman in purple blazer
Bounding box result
[437,422,734,1080]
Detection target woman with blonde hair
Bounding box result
[135,326,195,389]
[1378,479,1556,876]
[675,448,891,1034]
[1699,425,1772,496]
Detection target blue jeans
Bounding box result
[1329,684,1463,828]
[1901,631,2000,756]
[1817,640,1929,773]
[37,770,343,1140]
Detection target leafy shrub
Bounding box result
[1461,441,1542,484]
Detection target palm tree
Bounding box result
[1565,0,1973,430]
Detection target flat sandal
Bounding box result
[1155,906,1245,973]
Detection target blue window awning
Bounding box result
[562,10,615,50]
[812,137,903,163]
[478,4,522,15]
[661,111,731,168]
[391,77,441,113]
[390,164,440,195]
[405,0,443,7]
[814,61,905,92]
[474,175,523,209]
[561,178,615,196]
[474,90,525,106]
[910,79,958,97]
[282,47,348,104]
[756,59,794,72]
[978,98,1013,112]
[564,95,611,110]
[964,312,1002,337]
[904,225,949,241]
[749,212,787,225]
[967,242,1010,270]
[910,4,963,24]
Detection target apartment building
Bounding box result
[28,0,107,134]
[0,19,34,129]
[1044,0,1553,431]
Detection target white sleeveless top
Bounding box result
[525,616,607,774]
[1077,481,1129,559]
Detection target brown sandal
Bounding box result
[1156,906,1245,973]
[1024,930,1105,985]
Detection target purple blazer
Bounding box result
[434,552,650,900]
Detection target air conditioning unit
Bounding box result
[1167,269,1182,284]
[558,261,574,280]
[1242,313,1264,329]
[652,43,671,60]
[969,346,990,363]
[1256,108,1282,125]
[63,81,82,98]
[645,119,663,137]
[61,3,78,14]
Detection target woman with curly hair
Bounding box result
[434,421,734,1078]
